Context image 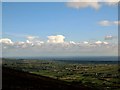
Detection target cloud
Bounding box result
[70,41,76,44]
[26,35,44,46]
[99,20,111,26]
[104,0,119,5]
[99,20,120,26]
[67,0,100,10]
[0,38,13,45]
[94,41,109,45]
[47,35,65,43]
[95,41,102,44]
[1,35,117,57]
[113,21,120,25]
[66,0,119,10]
[104,35,117,40]
[83,41,89,44]
[105,35,113,40]
[26,36,39,40]
[103,41,109,45]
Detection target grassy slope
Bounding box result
[2,67,98,90]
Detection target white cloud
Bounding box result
[104,0,119,5]
[70,41,76,44]
[26,35,44,46]
[47,35,65,43]
[104,35,113,40]
[99,20,120,26]
[113,21,120,25]
[14,41,26,48]
[99,20,111,26]
[66,0,119,10]
[103,41,109,45]
[26,40,31,44]
[95,41,102,44]
[67,0,100,10]
[95,41,109,45]
[104,35,117,40]
[83,41,89,44]
[26,36,39,40]
[1,35,117,57]
[0,38,13,45]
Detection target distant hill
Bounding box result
[2,67,99,90]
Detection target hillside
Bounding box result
[2,67,97,90]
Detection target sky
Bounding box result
[1,1,119,57]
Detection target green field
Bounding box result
[2,58,120,90]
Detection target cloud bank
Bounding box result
[1,35,118,57]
